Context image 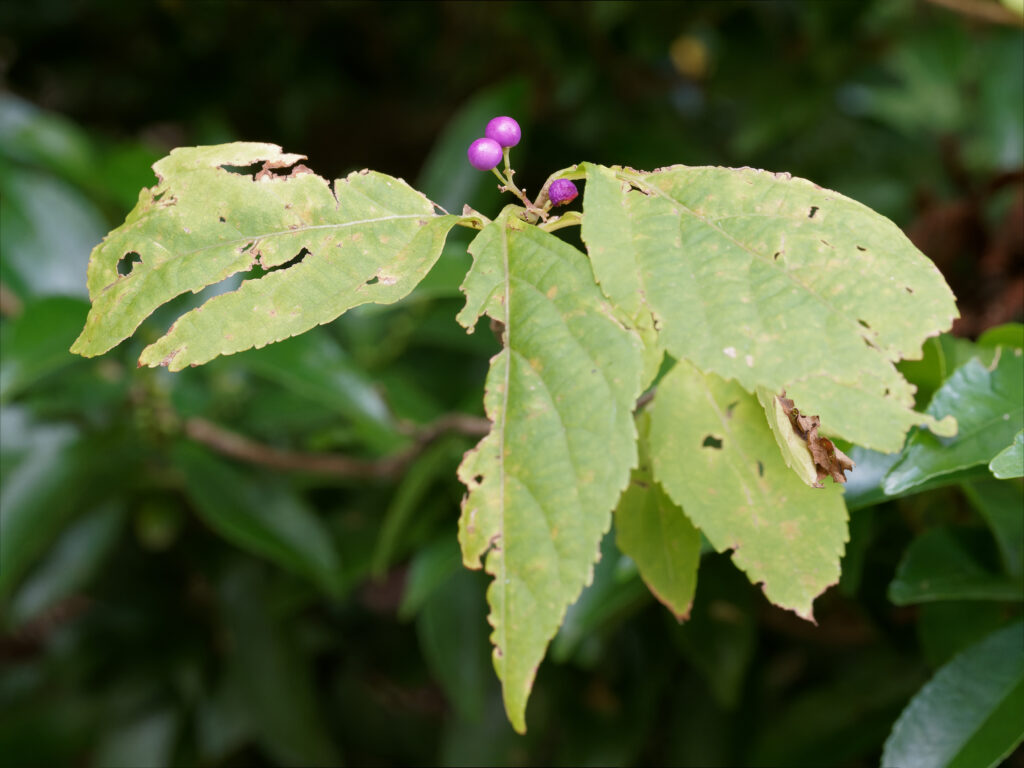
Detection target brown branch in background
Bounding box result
[185,412,491,480]
[923,0,1024,26]
[0,282,24,318]
[186,387,671,480]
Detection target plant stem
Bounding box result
[492,165,548,222]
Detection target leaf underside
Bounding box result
[70,143,460,369]
[648,359,848,620]
[581,163,958,453]
[456,211,644,732]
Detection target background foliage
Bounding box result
[1,1,1022,765]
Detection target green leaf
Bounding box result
[961,479,1024,578]
[648,359,848,620]
[218,563,342,766]
[898,332,984,410]
[0,158,102,299]
[884,349,1024,495]
[174,442,344,597]
[0,296,89,403]
[580,163,957,453]
[232,328,400,453]
[757,386,819,486]
[751,648,927,767]
[977,322,1024,351]
[415,567,494,723]
[70,142,462,369]
[888,526,1022,605]
[550,530,651,665]
[455,211,645,733]
[918,602,1015,670]
[371,436,461,577]
[669,554,757,710]
[0,409,84,598]
[9,503,125,627]
[883,619,1024,768]
[615,411,701,621]
[91,707,179,768]
[989,430,1023,479]
[398,535,463,621]
[842,445,993,511]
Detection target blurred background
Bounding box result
[1,1,1022,766]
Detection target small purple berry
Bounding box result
[467,138,504,171]
[548,179,579,207]
[485,116,521,148]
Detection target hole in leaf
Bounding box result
[220,161,265,178]
[856,245,866,252]
[153,191,166,202]
[773,251,781,261]
[858,319,871,330]
[117,251,143,276]
[757,461,764,477]
[808,206,819,219]
[262,248,309,274]
[365,275,380,286]
[702,435,723,449]
[219,216,226,223]
[473,474,483,484]
[725,401,738,418]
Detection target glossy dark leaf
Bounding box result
[883,620,1024,768]
[889,526,1022,605]
[884,349,1024,495]
[0,296,89,402]
[174,442,344,597]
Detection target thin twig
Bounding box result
[185,412,491,480]
[923,0,1023,26]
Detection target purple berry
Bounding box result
[485,116,521,148]
[467,137,503,171]
[548,179,579,207]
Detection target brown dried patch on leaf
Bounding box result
[254,158,313,182]
[778,393,855,486]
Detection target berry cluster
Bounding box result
[467,116,521,170]
[466,116,579,216]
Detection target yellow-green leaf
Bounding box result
[456,211,644,732]
[648,359,848,620]
[580,163,958,453]
[615,410,701,621]
[71,143,461,369]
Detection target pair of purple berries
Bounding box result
[467,116,578,207]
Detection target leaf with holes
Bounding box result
[456,209,645,733]
[648,359,848,620]
[578,163,957,453]
[70,143,462,369]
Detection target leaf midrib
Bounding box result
[130,214,435,261]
